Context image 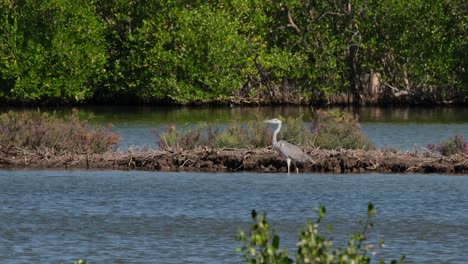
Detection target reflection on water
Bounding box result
[1,171,467,263]
[362,123,468,150]
[75,105,468,124]
[1,105,467,150]
[3,105,468,124]
[89,106,466,150]
[356,106,468,123]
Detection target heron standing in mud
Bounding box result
[264,118,313,174]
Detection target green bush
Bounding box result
[154,118,272,151]
[92,1,252,103]
[154,123,219,151]
[0,110,120,155]
[278,115,314,147]
[2,0,466,104]
[214,121,252,149]
[311,109,375,150]
[237,203,405,264]
[0,0,107,103]
[214,118,273,149]
[155,110,374,150]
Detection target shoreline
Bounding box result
[1,148,467,174]
[2,96,468,108]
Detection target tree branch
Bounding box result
[318,11,345,21]
[282,4,302,36]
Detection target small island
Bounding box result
[1,109,466,174]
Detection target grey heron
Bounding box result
[264,118,313,174]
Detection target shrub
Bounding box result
[155,117,273,150]
[428,134,468,156]
[237,203,405,264]
[0,110,120,155]
[214,118,273,149]
[155,110,375,151]
[245,119,274,148]
[279,115,314,146]
[0,0,107,103]
[154,123,220,151]
[214,121,251,149]
[311,109,375,150]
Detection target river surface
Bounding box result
[1,170,468,263]
[1,106,468,263]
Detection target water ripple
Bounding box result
[0,171,467,263]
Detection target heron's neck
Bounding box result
[273,122,281,145]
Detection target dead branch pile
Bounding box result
[1,148,467,174]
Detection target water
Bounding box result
[2,105,467,150]
[1,106,467,263]
[362,123,468,150]
[1,171,467,263]
[76,105,468,150]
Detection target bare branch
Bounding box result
[383,82,410,97]
[282,4,302,36]
[318,11,345,21]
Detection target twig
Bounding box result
[128,156,135,169]
[318,11,345,21]
[368,160,378,170]
[180,159,193,168]
[234,161,244,171]
[222,147,245,151]
[282,4,302,36]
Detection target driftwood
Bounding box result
[1,148,467,174]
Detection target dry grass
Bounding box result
[0,109,120,155]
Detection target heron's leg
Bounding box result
[286,158,291,174]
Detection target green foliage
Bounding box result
[311,109,375,150]
[74,259,87,264]
[154,123,219,151]
[248,118,275,148]
[214,121,251,149]
[237,210,292,264]
[0,110,120,155]
[428,134,468,156]
[360,0,467,99]
[0,0,107,103]
[237,203,405,264]
[279,115,314,146]
[92,1,252,103]
[155,110,374,150]
[155,117,273,150]
[155,114,321,150]
[92,1,175,102]
[1,0,466,104]
[214,118,273,149]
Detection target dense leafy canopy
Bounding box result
[0,0,466,104]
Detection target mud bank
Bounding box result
[1,148,467,174]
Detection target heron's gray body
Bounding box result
[274,140,312,163]
[264,118,313,173]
